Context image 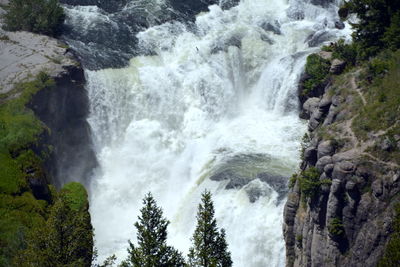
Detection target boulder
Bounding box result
[318,51,333,60]
[335,21,345,30]
[316,156,333,172]
[317,141,334,159]
[330,59,346,74]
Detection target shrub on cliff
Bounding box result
[301,54,330,98]
[3,0,65,36]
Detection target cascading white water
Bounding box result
[83,0,351,265]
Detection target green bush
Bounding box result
[328,217,345,237]
[298,167,332,202]
[3,0,65,36]
[299,167,321,200]
[302,54,330,96]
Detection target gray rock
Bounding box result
[316,156,333,172]
[345,180,357,191]
[332,161,355,180]
[0,31,77,94]
[324,164,335,177]
[303,97,320,114]
[317,141,334,159]
[372,179,383,198]
[304,147,318,165]
[335,21,345,30]
[319,94,332,111]
[330,59,346,74]
[332,150,358,163]
[318,51,333,60]
[331,95,344,106]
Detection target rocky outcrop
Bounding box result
[0,7,96,188]
[284,54,400,266]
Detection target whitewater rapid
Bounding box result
[77,0,351,265]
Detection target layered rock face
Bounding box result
[0,6,96,187]
[284,53,400,266]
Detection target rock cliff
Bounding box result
[0,4,96,187]
[284,51,400,266]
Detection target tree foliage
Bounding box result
[3,0,65,36]
[188,190,232,267]
[343,0,400,58]
[123,192,185,267]
[14,189,94,267]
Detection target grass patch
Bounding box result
[352,50,400,164]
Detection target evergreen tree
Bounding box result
[188,190,232,267]
[342,0,400,58]
[15,196,94,267]
[123,192,185,267]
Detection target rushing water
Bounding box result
[63,0,350,265]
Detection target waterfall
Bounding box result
[63,0,351,265]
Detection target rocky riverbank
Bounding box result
[283,50,400,266]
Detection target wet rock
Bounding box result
[287,7,305,21]
[308,31,335,47]
[257,172,288,200]
[330,59,346,74]
[335,20,345,30]
[260,21,281,35]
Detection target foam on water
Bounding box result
[84,0,350,265]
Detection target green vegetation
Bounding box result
[0,73,93,265]
[0,73,54,265]
[188,190,232,267]
[301,54,330,97]
[323,39,358,66]
[61,182,88,211]
[378,204,400,267]
[297,167,331,202]
[3,0,65,36]
[340,0,400,59]
[328,217,345,237]
[122,192,186,267]
[15,184,94,267]
[352,50,400,164]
